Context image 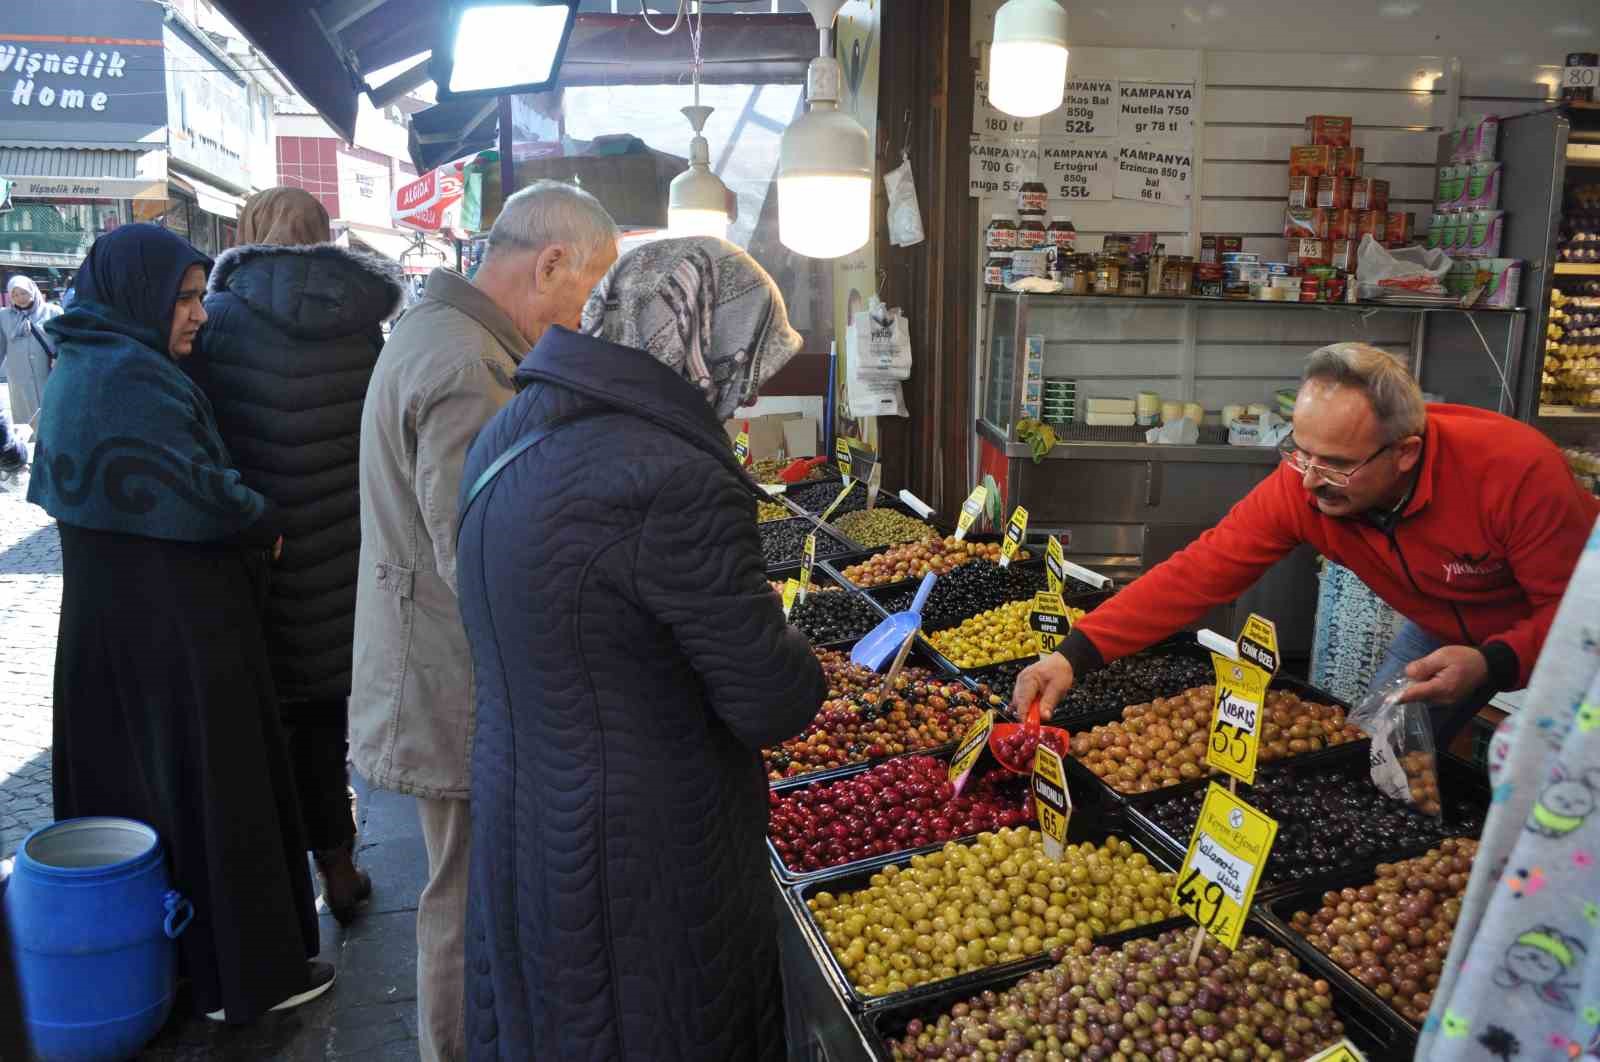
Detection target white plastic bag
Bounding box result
[883,153,925,248]
[853,298,913,382]
[1347,675,1443,819]
[845,306,907,417]
[1355,234,1452,298]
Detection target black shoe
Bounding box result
[205,960,336,1021]
[315,840,373,926]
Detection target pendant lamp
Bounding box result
[668,105,731,239]
[989,0,1069,118]
[778,0,872,259]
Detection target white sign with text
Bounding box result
[1040,79,1118,138]
[1117,81,1196,145]
[1039,140,1114,202]
[1114,142,1194,205]
[969,137,1041,198]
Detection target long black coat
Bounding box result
[456,326,827,1061]
[192,244,402,702]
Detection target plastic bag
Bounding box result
[883,152,925,248]
[853,298,913,382]
[1347,675,1443,818]
[1355,234,1452,298]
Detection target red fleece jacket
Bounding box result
[1062,404,1599,690]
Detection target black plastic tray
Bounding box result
[762,516,870,578]
[865,566,1112,635]
[789,813,1188,1013]
[858,921,1419,1060]
[1124,748,1490,901]
[830,533,1013,592]
[789,575,895,650]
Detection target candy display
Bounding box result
[788,589,884,645]
[763,678,987,781]
[883,929,1348,1061]
[929,600,1086,669]
[1140,757,1485,886]
[768,756,1031,874]
[805,830,1178,998]
[1285,839,1478,1024]
[1070,686,1362,794]
[874,561,1053,632]
[1544,286,1600,408]
[841,537,1016,588]
[759,518,852,568]
[832,508,940,548]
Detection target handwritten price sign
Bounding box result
[1172,783,1278,950]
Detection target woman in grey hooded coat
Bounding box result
[1,275,61,428]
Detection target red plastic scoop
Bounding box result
[989,698,1071,774]
[780,456,832,483]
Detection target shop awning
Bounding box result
[0,147,167,200]
[181,173,246,220]
[344,223,453,275]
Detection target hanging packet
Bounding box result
[854,298,913,382]
[1347,675,1443,819]
[884,152,926,247]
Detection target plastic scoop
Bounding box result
[990,698,1071,774]
[850,571,937,671]
[780,456,832,483]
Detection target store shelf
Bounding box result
[1568,143,1600,168]
[1539,405,1600,419]
[977,419,1280,464]
[1554,263,1600,276]
[998,290,1526,313]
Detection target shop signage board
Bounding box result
[969,137,1040,198]
[1114,144,1194,206]
[998,507,1028,567]
[1206,614,1280,786]
[1041,80,1118,138]
[1028,591,1070,655]
[953,485,989,541]
[1038,141,1115,202]
[1032,744,1071,860]
[948,709,996,793]
[1116,81,1196,145]
[1173,782,1279,950]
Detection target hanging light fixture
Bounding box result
[778,0,872,260]
[989,0,1070,118]
[645,0,733,239]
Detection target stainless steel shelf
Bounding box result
[977,419,1281,464]
[991,290,1527,314]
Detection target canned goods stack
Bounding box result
[1040,377,1075,426]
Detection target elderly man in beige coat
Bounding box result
[351,180,617,1061]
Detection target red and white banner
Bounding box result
[393,164,464,235]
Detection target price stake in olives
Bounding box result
[1044,535,1066,595]
[1027,591,1070,657]
[818,480,856,522]
[953,485,989,541]
[781,578,800,620]
[732,430,750,466]
[948,709,995,794]
[1173,782,1279,952]
[799,534,817,601]
[998,506,1029,568]
[835,437,854,483]
[1205,613,1280,787]
[1305,1042,1367,1062]
[1031,743,1071,860]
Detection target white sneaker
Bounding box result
[205,960,336,1021]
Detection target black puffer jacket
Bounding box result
[192,243,403,702]
[456,326,827,1060]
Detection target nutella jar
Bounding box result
[1017,181,1048,216]
[985,213,1018,251]
[984,253,1013,289]
[1017,216,1047,250]
[1046,216,1077,253]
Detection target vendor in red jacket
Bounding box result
[1015,342,1599,742]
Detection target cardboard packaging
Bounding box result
[1200,234,1244,264]
[1287,238,1332,267]
[1288,176,1315,209]
[1329,238,1358,272]
[1289,145,1334,178]
[1328,209,1358,241]
[1351,178,1391,212]
[1332,147,1365,178]
[724,413,802,461]
[1386,212,1414,246]
[1284,208,1330,240]
[1355,211,1388,242]
[782,417,819,459]
[1305,115,1354,147]
[1316,176,1353,209]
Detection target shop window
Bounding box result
[0,200,123,261]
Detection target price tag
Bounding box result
[1237,613,1280,677]
[1044,535,1066,596]
[1028,591,1070,656]
[799,534,817,601]
[1206,654,1269,785]
[1565,64,1599,91]
[999,506,1029,568]
[818,481,857,522]
[953,485,989,541]
[732,431,750,465]
[835,437,854,483]
[1172,782,1278,951]
[781,578,800,620]
[1305,1042,1367,1062]
[1032,743,1071,860]
[948,709,996,793]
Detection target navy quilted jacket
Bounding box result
[456,326,827,1061]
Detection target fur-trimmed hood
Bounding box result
[208,242,405,341]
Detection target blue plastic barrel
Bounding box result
[4,817,192,1062]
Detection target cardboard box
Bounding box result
[1289,145,1335,178]
[1287,238,1332,267]
[1332,146,1365,178]
[1288,176,1315,209]
[1284,208,1330,239]
[1386,212,1413,245]
[1351,178,1391,212]
[724,413,800,462]
[1355,210,1388,242]
[1329,238,1358,272]
[1305,115,1354,147]
[1328,209,1358,241]
[1316,176,1353,209]
[1200,234,1244,264]
[782,417,819,459]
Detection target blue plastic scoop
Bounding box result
[851,571,937,672]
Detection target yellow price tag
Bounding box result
[1238,613,1281,677]
[732,431,750,465]
[948,709,995,792]
[781,578,800,620]
[1305,1042,1366,1062]
[999,506,1029,568]
[818,481,857,522]
[1032,744,1071,860]
[1044,535,1066,595]
[953,485,988,541]
[1027,591,1070,656]
[835,437,854,482]
[1206,655,1269,785]
[799,534,817,600]
[1172,782,1278,951]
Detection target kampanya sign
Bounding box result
[2,45,127,112]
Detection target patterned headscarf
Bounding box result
[579,237,803,419]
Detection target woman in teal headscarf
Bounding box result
[28,224,332,1024]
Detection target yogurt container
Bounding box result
[1466,209,1505,259]
[1480,258,1523,309]
[1467,161,1503,211]
[1456,115,1501,164]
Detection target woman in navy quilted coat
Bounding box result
[455,237,827,1060]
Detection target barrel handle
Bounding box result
[163,890,194,939]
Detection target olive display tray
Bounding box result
[789,813,1188,1014]
[858,921,1419,1061]
[830,533,1013,592]
[959,634,1212,715]
[765,759,1034,887]
[790,571,893,652]
[1123,749,1490,902]
[1256,860,1459,1036]
[762,516,871,579]
[865,566,1112,635]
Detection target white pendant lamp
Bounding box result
[989,0,1070,118]
[778,0,872,259]
[668,105,732,239]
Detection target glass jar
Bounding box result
[1017,181,1048,216]
[1119,264,1148,297]
[1162,256,1195,296]
[985,254,1013,289]
[1092,254,1122,295]
[1063,255,1092,295]
[985,213,1018,251]
[1046,216,1077,252]
[1017,217,1047,250]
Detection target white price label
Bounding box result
[1039,141,1114,202]
[970,136,1041,198]
[1216,689,1260,735]
[974,75,1042,138]
[1192,833,1254,909]
[1564,65,1599,89]
[1117,82,1196,144]
[1114,143,1193,206]
[1043,79,1118,138]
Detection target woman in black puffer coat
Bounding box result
[189,187,404,923]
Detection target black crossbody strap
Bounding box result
[456,407,606,542]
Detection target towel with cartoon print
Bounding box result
[1422,515,1600,1061]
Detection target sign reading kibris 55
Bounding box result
[0,4,167,141]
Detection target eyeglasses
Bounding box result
[1277,435,1391,487]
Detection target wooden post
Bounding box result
[497,94,515,199]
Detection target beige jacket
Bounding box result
[350,268,527,799]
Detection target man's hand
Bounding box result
[1012,654,1076,720]
[1398,646,1489,704]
